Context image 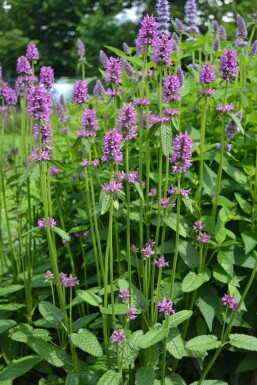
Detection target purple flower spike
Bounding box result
[184,0,200,34]
[27,85,53,120]
[123,42,130,52]
[197,232,211,243]
[77,109,98,138]
[200,63,215,84]
[169,132,193,173]
[219,26,227,41]
[154,34,173,66]
[175,18,185,33]
[162,75,181,102]
[156,0,170,36]
[222,294,240,311]
[93,79,105,97]
[193,220,206,231]
[213,37,220,51]
[121,58,134,77]
[0,64,2,80]
[101,129,123,164]
[219,49,239,81]
[105,57,122,85]
[236,14,247,38]
[212,20,219,34]
[117,103,137,141]
[72,80,88,103]
[118,288,130,303]
[154,255,169,268]
[158,297,176,316]
[26,43,40,61]
[99,50,109,68]
[176,67,184,86]
[136,14,158,53]
[250,40,257,55]
[111,330,126,345]
[141,240,155,258]
[77,38,86,60]
[102,180,123,194]
[16,56,32,75]
[40,66,54,90]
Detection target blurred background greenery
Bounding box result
[0,0,256,80]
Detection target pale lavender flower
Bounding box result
[123,42,130,52]
[225,110,243,139]
[169,132,193,173]
[72,80,88,103]
[175,18,185,33]
[106,88,122,97]
[56,102,69,123]
[60,273,80,287]
[118,288,130,303]
[184,0,200,34]
[131,244,138,253]
[117,103,137,141]
[26,43,39,61]
[148,188,157,197]
[141,240,155,258]
[77,109,98,138]
[136,14,158,53]
[31,120,53,161]
[0,64,2,80]
[105,57,122,85]
[159,198,171,208]
[237,14,247,38]
[15,75,38,97]
[134,97,151,107]
[154,255,169,268]
[162,75,181,102]
[193,220,205,231]
[40,66,54,90]
[250,40,257,55]
[216,103,234,113]
[199,88,215,97]
[163,108,180,117]
[200,63,215,84]
[16,56,32,75]
[50,166,59,176]
[27,85,53,120]
[180,188,191,196]
[154,34,173,66]
[158,297,176,316]
[102,180,123,194]
[167,185,178,195]
[0,86,17,109]
[219,26,227,41]
[226,144,232,151]
[197,232,211,243]
[44,270,54,280]
[77,38,86,62]
[126,306,137,320]
[127,171,139,183]
[212,20,219,34]
[111,330,126,345]
[81,158,99,167]
[222,294,239,311]
[156,0,170,35]
[172,32,179,43]
[171,39,179,54]
[99,50,109,68]
[176,67,184,86]
[121,58,134,77]
[101,129,123,164]
[93,79,105,97]
[220,49,239,80]
[38,217,56,228]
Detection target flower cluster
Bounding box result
[26,42,39,61]
[154,255,169,268]
[77,109,98,138]
[105,57,122,85]
[31,120,53,161]
[40,66,54,90]
[50,166,59,176]
[15,75,38,97]
[236,14,248,48]
[102,180,123,194]
[72,80,88,103]
[59,273,80,287]
[200,63,215,84]
[222,294,239,311]
[216,103,234,114]
[158,297,176,316]
[162,75,181,102]
[169,132,193,173]
[118,288,130,303]
[156,0,170,35]
[93,79,105,97]
[77,38,86,62]
[101,129,123,164]
[134,97,151,107]
[141,239,155,258]
[219,49,239,81]
[27,85,53,120]
[16,56,32,75]
[136,14,158,53]
[81,158,99,167]
[0,86,17,110]
[117,103,137,141]
[184,0,200,34]
[111,330,126,345]
[38,217,56,228]
[154,34,173,66]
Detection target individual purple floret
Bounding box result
[158,297,176,316]
[219,26,227,41]
[126,306,137,320]
[26,43,40,61]
[72,80,88,103]
[60,273,80,287]
[162,75,181,102]
[197,232,211,243]
[27,85,53,120]
[38,217,56,228]
[134,97,151,107]
[213,37,220,51]
[184,0,200,34]
[106,88,122,97]
[121,58,134,77]
[169,132,193,173]
[50,166,59,176]
[193,220,206,231]
[101,129,123,164]
[222,294,239,311]
[175,18,185,33]
[236,14,247,39]
[141,241,155,258]
[117,103,137,141]
[216,103,234,113]
[154,34,173,66]
[123,42,130,52]
[154,255,169,268]
[225,110,243,139]
[111,330,126,345]
[16,56,32,75]
[99,50,109,68]
[102,180,123,194]
[212,20,219,34]
[93,79,105,97]
[118,288,130,303]
[199,88,214,97]
[77,109,98,138]
[44,270,54,280]
[77,38,86,62]
[127,170,139,183]
[136,14,158,53]
[0,86,17,109]
[40,66,54,90]
[156,0,170,36]
[250,40,257,55]
[200,63,215,84]
[219,49,239,81]
[105,57,122,85]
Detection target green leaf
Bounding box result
[235,353,257,373]
[134,181,144,201]
[77,290,102,306]
[100,303,128,315]
[166,327,186,359]
[190,381,228,385]
[0,285,24,296]
[121,330,143,369]
[229,334,257,351]
[66,371,79,385]
[135,367,155,385]
[164,214,187,238]
[160,124,173,157]
[38,301,64,324]
[0,355,42,381]
[203,163,216,196]
[52,226,71,241]
[234,193,251,214]
[168,310,193,327]
[30,339,66,367]
[217,250,234,277]
[71,329,103,357]
[0,320,17,334]
[185,335,221,352]
[182,272,206,293]
[72,313,99,332]
[178,240,200,269]
[181,79,190,96]
[222,159,248,186]
[19,161,38,186]
[139,325,168,349]
[0,304,25,311]
[197,287,220,332]
[101,192,112,215]
[241,231,257,255]
[167,374,187,385]
[96,370,122,385]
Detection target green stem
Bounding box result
[198,96,208,208]
[125,143,132,305]
[170,176,181,298]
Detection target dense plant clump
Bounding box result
[1,1,257,384]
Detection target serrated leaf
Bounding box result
[164,214,187,238]
[77,290,102,306]
[19,161,38,186]
[101,192,112,215]
[0,304,25,311]
[178,240,200,269]
[100,303,128,315]
[97,370,122,385]
[38,301,64,324]
[167,327,186,359]
[241,231,257,255]
[134,181,144,201]
[168,374,187,385]
[169,310,193,327]
[122,330,143,369]
[229,334,257,351]
[186,335,221,352]
[52,226,71,241]
[182,272,206,293]
[0,285,24,296]
[160,124,172,156]
[66,370,79,385]
[139,325,168,349]
[0,355,42,381]
[197,287,220,332]
[71,329,103,357]
[135,367,155,385]
[190,381,228,385]
[30,339,66,367]
[0,320,17,334]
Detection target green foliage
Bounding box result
[0,355,42,382]
[135,367,156,385]
[96,370,122,385]
[71,328,103,357]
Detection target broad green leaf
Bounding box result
[134,182,144,202]
[0,355,42,381]
[186,335,221,352]
[30,339,66,367]
[164,214,187,238]
[135,367,155,385]
[52,226,71,241]
[229,334,257,351]
[190,381,228,385]
[160,124,173,157]
[166,327,186,359]
[222,159,248,186]
[38,301,64,324]
[169,310,193,327]
[101,192,112,215]
[122,330,143,368]
[241,231,257,255]
[203,163,216,195]
[72,313,99,332]
[71,329,103,357]
[0,320,17,334]
[182,272,206,293]
[19,161,38,186]
[66,371,79,385]
[0,304,25,311]
[217,250,234,277]
[139,325,168,349]
[234,192,251,214]
[216,195,235,208]
[77,290,102,306]
[178,240,200,269]
[0,285,24,296]
[167,374,187,385]
[100,303,128,315]
[197,287,220,332]
[97,370,122,385]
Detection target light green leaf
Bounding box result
[38,301,64,324]
[0,320,17,334]
[0,304,25,311]
[229,334,257,351]
[178,240,200,269]
[167,327,186,359]
[96,370,122,385]
[66,371,79,385]
[135,367,155,385]
[241,231,257,255]
[197,287,220,332]
[168,310,193,327]
[181,79,190,96]
[160,124,173,157]
[0,285,24,296]
[0,355,42,381]
[164,214,187,238]
[100,303,128,315]
[217,250,234,277]
[52,226,71,241]
[122,330,143,369]
[71,329,103,357]
[77,290,102,306]
[186,335,221,352]
[101,192,112,215]
[139,325,168,349]
[182,272,206,293]
[134,182,144,202]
